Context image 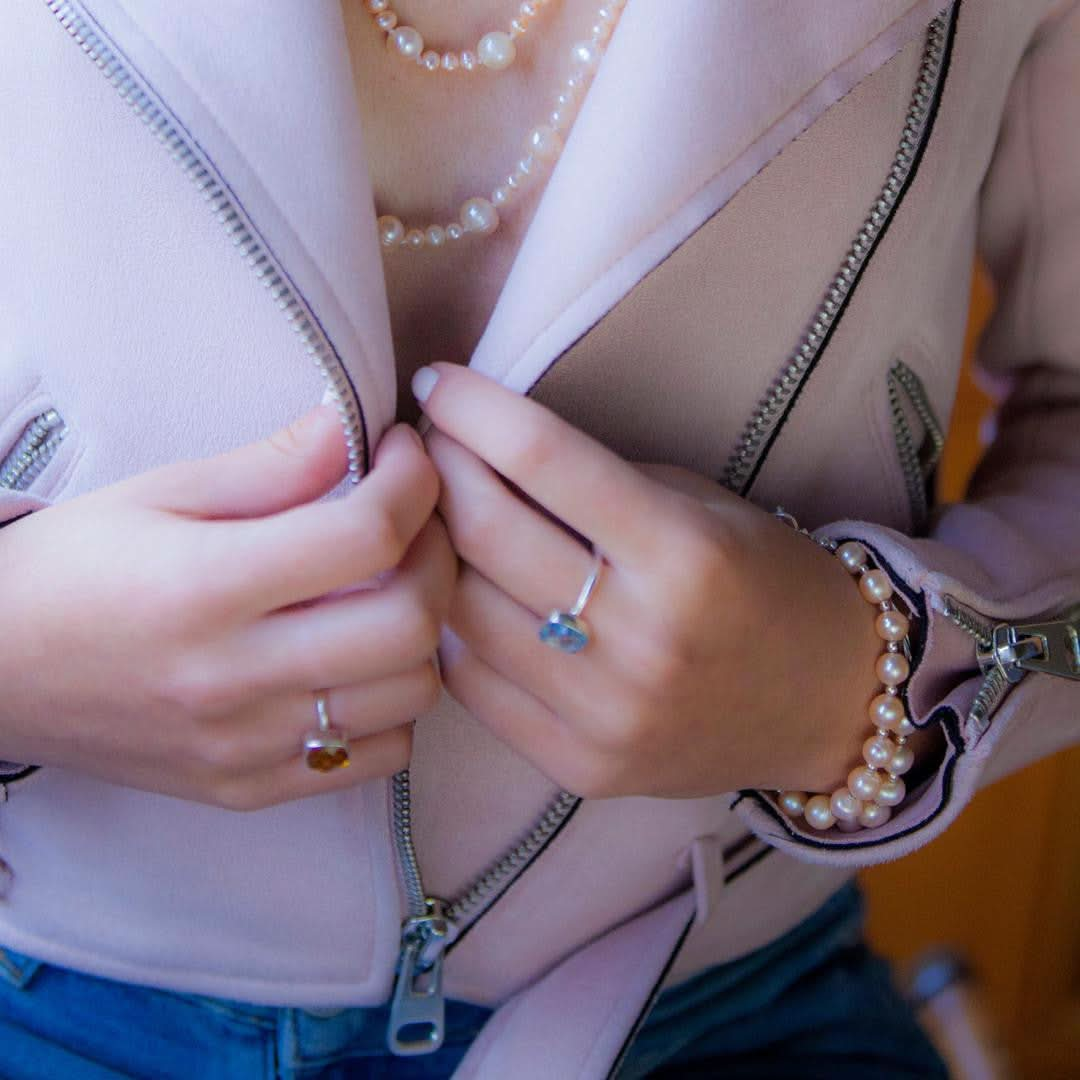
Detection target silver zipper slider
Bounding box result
[976,612,1080,683]
[387,899,452,1056]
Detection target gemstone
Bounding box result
[538,611,590,653]
[306,745,351,772]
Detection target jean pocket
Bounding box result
[0,944,45,990]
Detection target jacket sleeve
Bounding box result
[735,2,1080,866]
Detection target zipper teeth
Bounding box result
[886,365,928,530]
[443,791,579,924]
[0,410,67,492]
[44,0,366,482]
[720,11,949,494]
[941,593,994,648]
[968,665,1008,733]
[391,770,428,918]
[891,359,946,464]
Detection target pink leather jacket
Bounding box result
[1,1,1078,1077]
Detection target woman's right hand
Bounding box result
[0,407,454,810]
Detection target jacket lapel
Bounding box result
[469,0,949,392]
[75,0,944,436]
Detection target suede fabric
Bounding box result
[1,2,1079,1077]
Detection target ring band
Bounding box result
[539,548,603,654]
[304,691,351,773]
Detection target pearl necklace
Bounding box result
[366,0,556,73]
[375,0,626,252]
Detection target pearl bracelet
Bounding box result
[772,508,917,832]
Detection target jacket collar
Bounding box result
[77,0,945,433]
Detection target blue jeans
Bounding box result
[0,883,945,1078]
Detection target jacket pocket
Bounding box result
[0,945,44,991]
[886,358,945,535]
[0,408,68,494]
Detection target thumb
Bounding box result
[132,404,350,519]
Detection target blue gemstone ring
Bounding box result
[538,550,604,655]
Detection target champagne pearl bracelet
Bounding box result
[771,508,917,832]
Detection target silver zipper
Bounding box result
[44,0,367,482]
[942,594,1080,733]
[388,767,579,1054]
[0,410,67,492]
[721,10,950,495]
[46,0,573,1056]
[887,358,946,530]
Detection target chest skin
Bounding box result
[339,0,613,423]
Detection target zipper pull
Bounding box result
[976,611,1080,683]
[387,899,451,1056]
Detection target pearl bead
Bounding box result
[556,90,576,109]
[421,50,440,71]
[875,776,906,806]
[527,124,563,161]
[446,223,465,241]
[460,196,499,235]
[894,716,916,738]
[597,4,618,23]
[859,569,894,604]
[889,744,915,776]
[848,766,882,802]
[441,52,460,71]
[590,20,614,43]
[375,10,398,30]
[779,791,807,818]
[425,225,446,247]
[858,802,892,829]
[836,818,862,833]
[478,31,516,69]
[804,795,836,830]
[875,609,909,642]
[566,72,586,92]
[830,788,863,822]
[837,540,868,573]
[491,185,513,208]
[405,228,425,250]
[390,25,424,59]
[521,1,538,15]
[876,651,910,686]
[378,215,404,247]
[509,18,528,38]
[460,50,478,71]
[571,40,601,67]
[869,692,905,731]
[863,734,895,769]
[365,0,389,12]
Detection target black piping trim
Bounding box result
[0,765,40,784]
[443,795,583,957]
[740,0,960,497]
[56,0,370,474]
[724,841,773,884]
[605,909,697,1080]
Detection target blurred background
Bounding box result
[860,266,1080,1079]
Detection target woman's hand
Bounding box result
[0,410,455,810]
[415,363,891,801]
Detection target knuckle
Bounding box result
[365,507,408,569]
[556,751,618,800]
[401,594,442,656]
[451,496,502,566]
[267,420,309,461]
[192,731,247,774]
[156,655,228,718]
[503,424,558,479]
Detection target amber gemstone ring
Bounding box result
[304,691,351,773]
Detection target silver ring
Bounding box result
[303,691,351,773]
[538,549,603,654]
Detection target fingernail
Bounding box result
[412,366,439,403]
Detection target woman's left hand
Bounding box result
[414,363,887,800]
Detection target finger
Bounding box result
[216,424,440,612]
[441,636,596,797]
[449,564,628,728]
[427,431,633,631]
[191,665,440,776]
[412,364,660,564]
[130,404,349,519]
[225,516,455,693]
